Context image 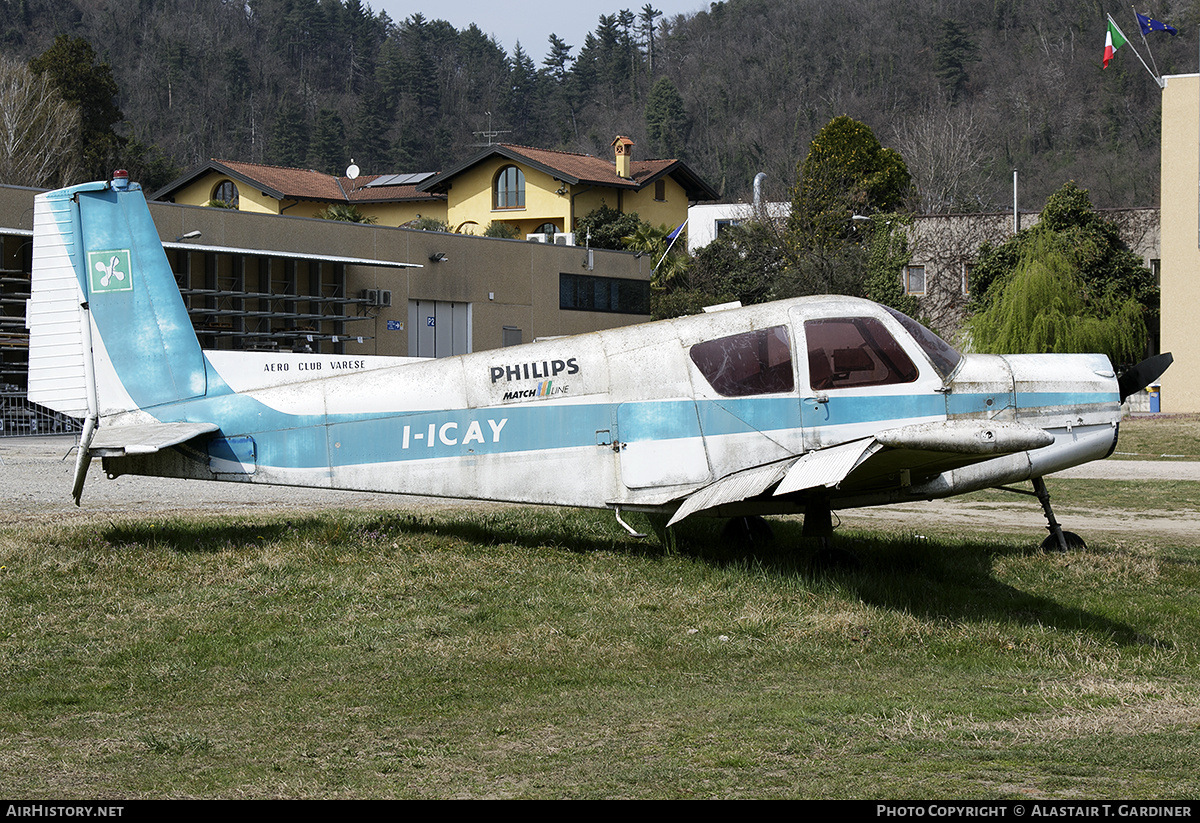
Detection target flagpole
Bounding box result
[1110,13,1164,88]
[655,217,687,275]
[1132,6,1164,81]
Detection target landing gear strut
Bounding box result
[1031,477,1086,553]
[997,478,1087,552]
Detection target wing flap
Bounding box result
[666,458,796,527]
[774,438,877,496]
[664,419,1056,526]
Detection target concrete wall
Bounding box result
[147,199,654,358]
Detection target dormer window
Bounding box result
[212,180,239,208]
[494,166,525,210]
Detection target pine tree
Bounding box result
[28,36,123,180]
[308,108,347,174]
[933,19,978,103]
[267,99,308,167]
[644,76,688,158]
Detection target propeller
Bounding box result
[1117,352,1173,402]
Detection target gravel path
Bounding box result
[0,435,462,525]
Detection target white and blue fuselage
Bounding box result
[26,177,1124,524]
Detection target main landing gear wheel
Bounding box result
[721,516,774,547]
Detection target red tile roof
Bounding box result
[495,145,680,188]
[214,160,347,200]
[419,143,717,201]
[153,160,444,205]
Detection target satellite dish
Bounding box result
[346,161,360,180]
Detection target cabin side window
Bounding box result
[805,317,919,390]
[689,326,794,397]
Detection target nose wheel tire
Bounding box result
[1040,530,1087,553]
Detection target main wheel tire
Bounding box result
[721,516,774,547]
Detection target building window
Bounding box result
[1150,258,1161,286]
[535,222,559,238]
[212,180,239,208]
[560,273,650,315]
[654,179,666,201]
[960,262,971,295]
[715,219,741,237]
[904,264,926,295]
[494,166,525,210]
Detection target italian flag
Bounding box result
[1103,17,1128,68]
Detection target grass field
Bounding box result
[1113,414,1200,460]
[3,474,1199,798]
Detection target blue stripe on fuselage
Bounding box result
[810,392,947,425]
[144,381,1117,472]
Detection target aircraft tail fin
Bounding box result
[27,173,207,421]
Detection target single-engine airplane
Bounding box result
[26,174,1172,549]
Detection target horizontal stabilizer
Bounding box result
[89,421,219,456]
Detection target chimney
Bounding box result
[612,136,634,179]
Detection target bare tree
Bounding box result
[892,101,992,214]
[0,56,82,188]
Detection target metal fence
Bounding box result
[0,390,81,437]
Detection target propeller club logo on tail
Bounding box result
[88,249,132,292]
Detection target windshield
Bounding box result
[882,306,963,380]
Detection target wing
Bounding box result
[666,419,1053,526]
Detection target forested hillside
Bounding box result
[1,0,1194,208]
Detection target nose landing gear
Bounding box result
[997,477,1087,552]
[1032,476,1087,552]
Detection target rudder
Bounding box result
[27,173,207,419]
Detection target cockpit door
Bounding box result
[789,306,948,449]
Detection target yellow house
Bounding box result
[418,137,718,241]
[1159,74,1199,411]
[152,160,448,227]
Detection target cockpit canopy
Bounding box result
[688,306,962,398]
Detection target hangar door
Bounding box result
[408,300,472,358]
